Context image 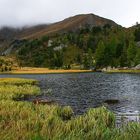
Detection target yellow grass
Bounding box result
[0,78,38,85]
[106,69,140,73]
[1,67,93,74]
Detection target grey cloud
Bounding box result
[0,0,139,27]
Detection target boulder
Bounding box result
[135,64,140,70]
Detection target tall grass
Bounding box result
[0,78,38,85]
[0,85,40,100]
[0,78,140,140]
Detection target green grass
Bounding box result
[0,85,40,100]
[0,78,38,85]
[0,78,140,140]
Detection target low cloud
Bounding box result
[0,0,139,27]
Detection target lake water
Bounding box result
[1,72,140,124]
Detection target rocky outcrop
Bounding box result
[134,64,140,70]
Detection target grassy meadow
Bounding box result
[6,67,92,74]
[0,78,140,140]
[0,67,93,74]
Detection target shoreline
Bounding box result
[0,68,93,74]
[1,67,140,74]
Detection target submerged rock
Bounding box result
[104,99,119,104]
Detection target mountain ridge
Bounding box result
[19,13,118,39]
[0,13,118,41]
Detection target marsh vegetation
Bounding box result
[0,78,140,140]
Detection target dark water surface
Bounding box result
[1,72,140,123]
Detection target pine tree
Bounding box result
[127,41,137,66]
[87,48,94,68]
[134,48,140,65]
[83,55,90,69]
[95,41,106,68]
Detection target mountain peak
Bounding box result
[20,13,118,39]
[0,13,118,40]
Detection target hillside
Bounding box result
[19,14,117,39]
[0,13,118,41]
[0,13,140,69]
[0,27,19,53]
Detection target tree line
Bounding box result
[16,24,140,69]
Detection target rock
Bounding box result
[104,99,119,104]
[107,66,112,71]
[102,68,107,72]
[135,64,140,70]
[33,99,55,105]
[48,40,53,47]
[136,41,140,47]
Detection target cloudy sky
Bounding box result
[0,0,139,27]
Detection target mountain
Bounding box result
[19,13,118,39]
[2,13,139,69]
[1,13,118,40]
[0,13,118,53]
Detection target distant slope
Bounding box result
[0,27,19,53]
[0,27,19,40]
[0,13,118,41]
[0,24,49,41]
[0,25,49,53]
[19,13,118,39]
[18,24,49,39]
